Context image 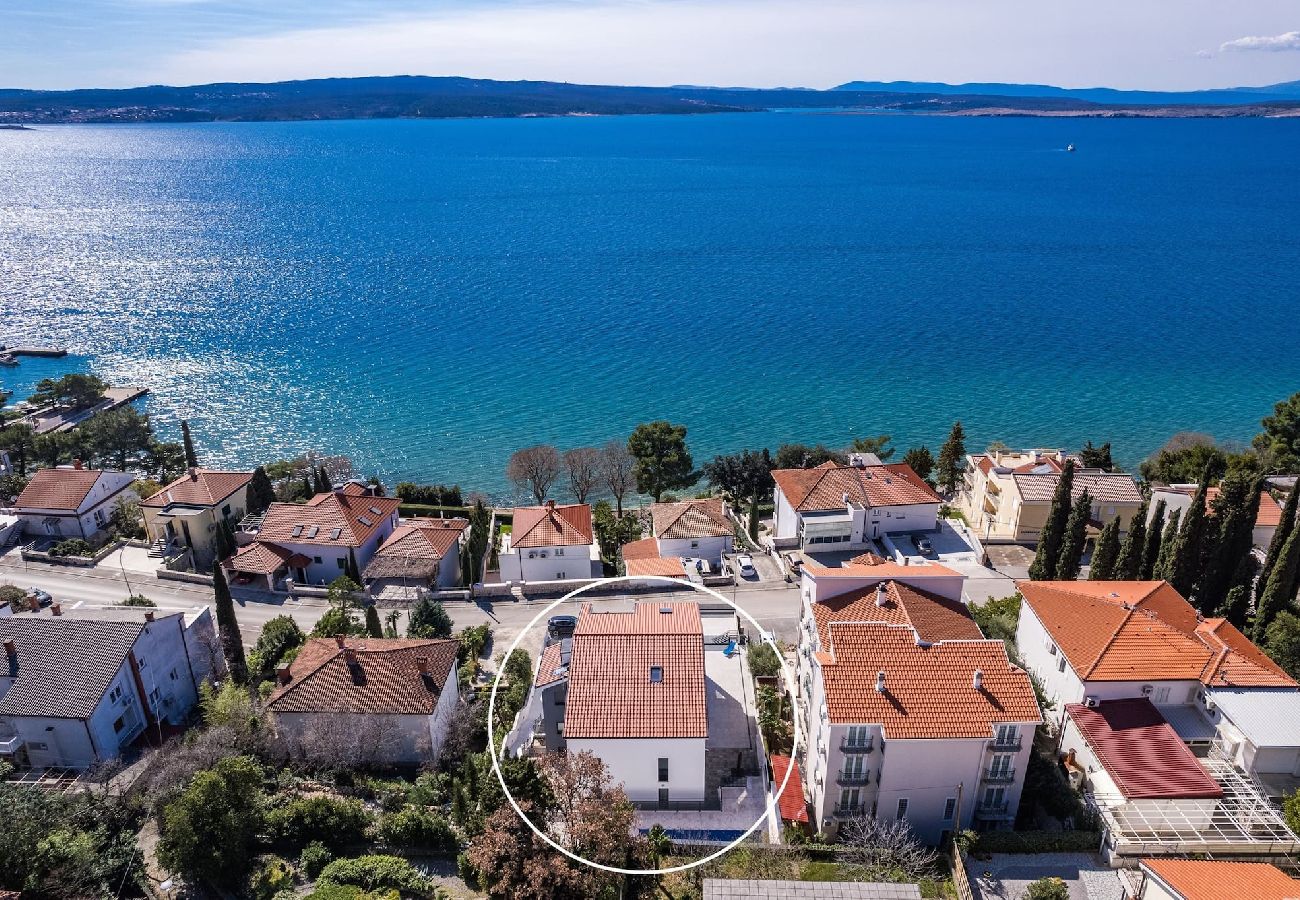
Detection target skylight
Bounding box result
[330,527,342,540]
[305,525,319,538]
[357,515,372,527]
[650,666,663,683]
[290,524,303,537]
[369,505,382,516]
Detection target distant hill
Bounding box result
[1,75,1297,124]
[833,79,1300,106]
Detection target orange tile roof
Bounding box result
[1019,581,1296,687]
[227,540,310,575]
[563,602,707,739]
[257,491,401,547]
[769,754,809,823]
[1164,485,1285,528]
[266,637,459,714]
[1067,699,1222,799]
[375,519,468,561]
[1140,858,1300,900]
[534,642,569,688]
[14,467,109,511]
[811,580,982,646]
[511,502,593,548]
[140,469,252,508]
[818,624,1041,737]
[771,463,940,512]
[620,537,662,561]
[651,498,732,539]
[625,556,688,578]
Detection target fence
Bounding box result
[949,840,975,900]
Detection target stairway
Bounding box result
[147,536,171,558]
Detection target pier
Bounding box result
[27,386,150,434]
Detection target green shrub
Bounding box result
[248,854,295,900]
[1025,876,1070,900]
[49,539,93,558]
[375,808,458,852]
[747,642,781,678]
[0,584,25,606]
[305,885,400,900]
[456,851,478,888]
[970,830,1099,854]
[118,594,157,607]
[316,854,431,893]
[298,841,334,880]
[265,795,372,853]
[409,772,451,807]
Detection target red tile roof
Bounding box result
[810,580,983,646]
[563,602,707,740]
[651,498,732,539]
[227,540,310,575]
[266,637,459,714]
[1066,699,1223,800]
[769,754,809,823]
[512,502,594,548]
[625,556,688,578]
[257,491,401,547]
[620,537,662,561]
[1019,581,1295,687]
[364,518,468,575]
[772,463,940,512]
[1163,485,1285,528]
[534,642,569,688]
[819,624,1041,737]
[140,469,252,508]
[1140,858,1300,900]
[14,467,110,511]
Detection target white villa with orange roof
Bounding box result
[362,517,470,596]
[140,468,252,570]
[6,463,136,543]
[498,500,599,583]
[771,460,940,551]
[797,564,1041,842]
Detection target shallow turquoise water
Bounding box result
[2,113,1298,494]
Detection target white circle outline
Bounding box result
[487,574,803,876]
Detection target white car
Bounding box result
[736,554,756,577]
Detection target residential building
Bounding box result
[0,609,217,768]
[498,501,599,583]
[967,460,1143,543]
[649,498,735,566]
[1059,697,1299,863]
[1016,581,1300,796]
[232,483,401,587]
[6,463,136,543]
[1149,483,1286,549]
[266,636,460,765]
[958,448,1072,536]
[140,468,252,570]
[797,567,1041,843]
[1135,858,1300,900]
[771,461,940,551]
[362,517,470,597]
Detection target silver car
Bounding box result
[736,554,757,577]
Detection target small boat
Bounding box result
[1066,143,1076,152]
[0,353,18,366]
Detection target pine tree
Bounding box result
[1029,460,1075,581]
[1252,522,1300,644]
[936,421,967,495]
[181,419,199,470]
[1199,472,1262,613]
[1140,499,1167,580]
[1167,468,1214,598]
[1154,508,1182,581]
[1088,515,1121,580]
[1114,499,1147,580]
[1055,489,1092,581]
[247,466,276,514]
[212,563,248,685]
[1262,486,1299,591]
[364,605,383,638]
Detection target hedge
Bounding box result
[969,830,1100,854]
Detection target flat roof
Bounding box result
[1207,687,1300,748]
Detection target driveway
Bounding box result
[985,544,1035,579]
[968,853,1123,900]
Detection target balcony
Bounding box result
[989,737,1022,752]
[836,771,870,786]
[975,802,1013,819]
[0,735,20,755]
[834,804,867,818]
[840,738,874,753]
[983,767,1016,785]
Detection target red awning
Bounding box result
[770,754,809,823]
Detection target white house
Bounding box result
[1016,581,1300,796]
[362,517,470,597]
[650,498,734,566]
[771,461,940,551]
[6,463,137,543]
[498,501,599,583]
[1149,484,1286,550]
[232,483,401,587]
[266,636,461,765]
[797,567,1041,843]
[0,608,217,768]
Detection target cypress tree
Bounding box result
[1029,460,1075,581]
[1262,486,1299,591]
[314,465,331,494]
[212,562,249,685]
[1114,499,1147,580]
[247,466,276,514]
[1220,584,1250,630]
[1140,499,1167,580]
[1154,508,1182,581]
[364,605,383,638]
[936,421,967,495]
[180,419,199,469]
[1055,489,1092,581]
[1089,515,1122,580]
[1167,468,1213,598]
[345,550,361,583]
[1199,472,1262,614]
[1252,522,1300,644]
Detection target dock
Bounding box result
[27,386,150,434]
[0,346,69,358]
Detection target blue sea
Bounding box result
[2,112,1299,495]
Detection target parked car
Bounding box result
[26,587,53,608]
[547,615,578,641]
[785,553,803,575]
[736,554,757,577]
[912,535,934,555]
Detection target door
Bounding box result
[989,754,1012,778]
[658,788,669,809]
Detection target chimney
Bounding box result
[73,458,83,470]
[144,610,155,622]
[3,639,15,658]
[344,648,358,665]
[335,634,347,648]
[875,583,888,607]
[973,669,984,691]
[544,499,556,510]
[875,670,886,692]
[415,656,430,675]
[275,663,292,685]
[51,603,62,616]
[188,467,198,481]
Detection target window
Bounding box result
[896,798,909,820]
[1153,686,1171,704]
[1057,655,1067,672]
[149,687,161,705]
[996,724,1019,746]
[990,754,1012,777]
[221,504,231,517]
[94,508,106,525]
[108,685,123,704]
[138,656,148,669]
[657,758,669,782]
[556,721,564,735]
[839,788,860,811]
[690,540,699,549]
[113,715,126,733]
[555,548,565,557]
[943,798,956,820]
[843,755,865,776]
[650,666,663,683]
[983,786,1006,807]
[169,668,179,681]
[313,556,323,564]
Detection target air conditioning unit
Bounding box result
[1141,685,1154,696]
[528,552,536,559]
[1084,696,1100,708]
[539,551,548,558]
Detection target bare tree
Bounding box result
[599,440,637,517]
[563,447,601,504]
[837,814,938,881]
[275,713,416,771]
[506,445,562,504]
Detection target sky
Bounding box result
[4,0,1300,92]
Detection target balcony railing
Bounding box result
[0,735,20,755]
[834,804,867,817]
[989,737,1021,752]
[836,771,870,786]
[983,768,1016,784]
[840,738,874,753]
[975,802,1012,818]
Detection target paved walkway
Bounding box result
[967,853,1124,900]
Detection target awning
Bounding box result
[769,754,809,823]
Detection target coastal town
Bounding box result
[3,372,1300,900]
